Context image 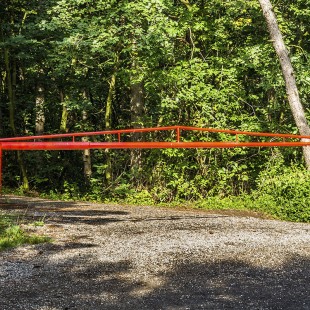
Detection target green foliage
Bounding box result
[195,195,254,211]
[195,162,310,222]
[252,164,310,222]
[1,0,310,222]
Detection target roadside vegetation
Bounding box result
[24,159,302,223]
[0,212,50,251]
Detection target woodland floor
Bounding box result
[0,195,309,310]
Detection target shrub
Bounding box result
[252,164,310,222]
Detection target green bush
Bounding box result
[252,165,310,222]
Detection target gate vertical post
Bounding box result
[176,127,180,143]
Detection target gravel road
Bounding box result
[0,195,309,310]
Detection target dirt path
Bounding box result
[0,195,309,310]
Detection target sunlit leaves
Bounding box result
[1,0,309,200]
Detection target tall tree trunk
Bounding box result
[130,81,144,184]
[0,65,4,137]
[33,80,46,181]
[130,82,144,128]
[4,48,29,189]
[4,49,15,134]
[258,0,310,168]
[59,89,69,133]
[130,40,144,185]
[105,73,115,131]
[0,102,2,137]
[104,72,116,183]
[35,82,45,135]
[82,90,92,184]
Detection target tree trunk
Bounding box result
[130,39,144,185]
[0,65,3,136]
[4,48,29,190]
[104,72,116,183]
[130,82,144,129]
[105,73,115,131]
[179,0,191,10]
[4,48,16,135]
[0,103,2,137]
[35,82,45,135]
[130,81,144,185]
[82,91,92,184]
[258,0,310,168]
[59,89,69,133]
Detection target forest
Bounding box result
[1,0,310,222]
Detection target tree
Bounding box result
[0,0,33,190]
[258,0,310,168]
[1,0,309,200]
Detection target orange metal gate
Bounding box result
[1,125,310,192]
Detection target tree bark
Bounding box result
[0,63,3,136]
[258,0,310,168]
[130,82,144,129]
[104,72,116,183]
[4,48,29,189]
[130,82,144,186]
[82,111,92,183]
[130,42,144,185]
[59,89,69,133]
[0,103,2,137]
[35,82,45,135]
[105,73,115,131]
[4,48,16,134]
[33,79,45,174]
[82,90,92,184]
[179,0,191,10]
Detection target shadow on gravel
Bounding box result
[0,196,228,226]
[0,196,130,226]
[1,250,309,310]
[0,198,129,215]
[1,196,309,309]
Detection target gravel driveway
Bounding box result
[0,195,309,310]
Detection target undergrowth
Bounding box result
[38,187,309,223]
[180,164,310,222]
[8,163,310,223]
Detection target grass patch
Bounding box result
[0,213,51,251]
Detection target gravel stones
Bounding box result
[0,195,309,309]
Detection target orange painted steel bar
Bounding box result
[2,141,310,151]
[0,126,180,142]
[1,125,310,142]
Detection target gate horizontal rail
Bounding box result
[1,125,310,143]
[1,141,310,151]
